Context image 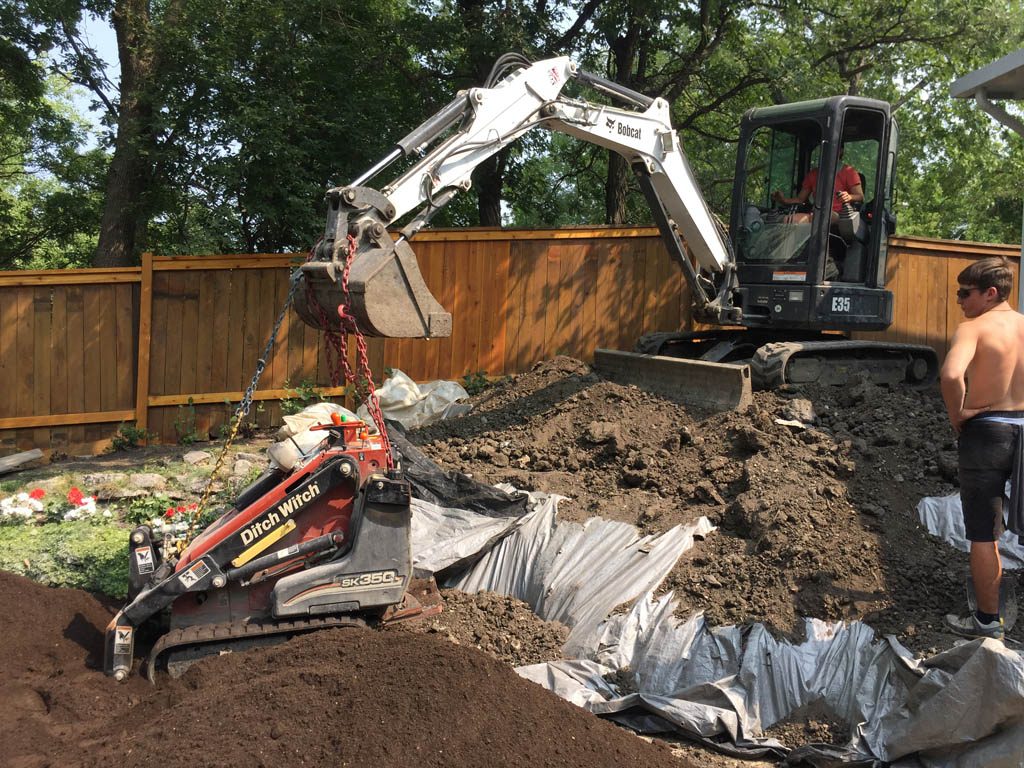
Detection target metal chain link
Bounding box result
[182,268,304,545]
[305,235,394,468]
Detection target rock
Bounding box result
[232,459,255,477]
[586,421,622,445]
[82,472,128,487]
[95,488,150,501]
[491,453,510,468]
[782,398,817,425]
[129,473,167,490]
[515,454,531,468]
[234,452,264,464]
[476,444,496,460]
[183,450,213,466]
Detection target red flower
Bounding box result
[176,505,186,513]
[29,488,45,500]
[165,508,176,518]
[67,487,84,506]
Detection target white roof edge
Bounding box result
[950,49,1024,99]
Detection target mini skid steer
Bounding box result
[103,416,439,681]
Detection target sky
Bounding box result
[70,14,119,145]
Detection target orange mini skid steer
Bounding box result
[104,419,438,681]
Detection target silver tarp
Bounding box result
[412,491,1024,766]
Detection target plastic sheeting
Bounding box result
[917,489,1024,569]
[410,486,1024,766]
[446,497,715,652]
[389,428,528,519]
[515,590,1024,766]
[356,369,471,430]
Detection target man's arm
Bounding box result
[940,324,979,432]
[837,166,864,204]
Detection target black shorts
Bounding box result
[959,412,1024,542]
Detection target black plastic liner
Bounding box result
[387,423,528,519]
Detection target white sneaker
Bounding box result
[944,612,1005,641]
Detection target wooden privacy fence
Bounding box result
[0,228,1019,455]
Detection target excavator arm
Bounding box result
[294,54,741,338]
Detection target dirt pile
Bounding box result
[388,588,570,667]
[1,572,675,768]
[411,356,991,654]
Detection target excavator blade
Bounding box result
[294,239,452,338]
[593,349,753,411]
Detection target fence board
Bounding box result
[50,287,69,415]
[115,284,135,409]
[65,286,85,447]
[97,287,117,412]
[0,291,18,419]
[31,288,50,416]
[14,291,33,417]
[482,240,510,375]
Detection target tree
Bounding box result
[0,3,106,268]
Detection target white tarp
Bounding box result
[917,489,1024,569]
[516,591,1024,766]
[445,493,715,652]
[356,369,471,430]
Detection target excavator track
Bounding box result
[146,615,367,681]
[750,340,938,390]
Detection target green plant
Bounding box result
[0,522,130,598]
[461,370,490,396]
[281,378,326,416]
[124,493,174,526]
[174,397,201,445]
[111,421,152,451]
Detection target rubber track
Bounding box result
[749,340,938,390]
[145,615,366,681]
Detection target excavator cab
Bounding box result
[730,96,898,332]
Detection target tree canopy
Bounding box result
[2,0,1023,268]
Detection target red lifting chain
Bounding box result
[305,235,394,468]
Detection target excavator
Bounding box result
[294,52,938,389]
[104,53,937,681]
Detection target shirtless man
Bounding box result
[940,256,1024,641]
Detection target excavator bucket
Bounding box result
[294,239,452,339]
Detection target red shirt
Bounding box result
[801,165,862,213]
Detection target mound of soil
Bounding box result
[411,356,989,654]
[0,571,677,768]
[387,589,570,667]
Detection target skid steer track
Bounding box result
[146,615,366,681]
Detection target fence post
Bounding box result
[135,252,153,431]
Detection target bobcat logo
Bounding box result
[606,117,616,130]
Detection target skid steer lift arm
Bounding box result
[294,54,741,338]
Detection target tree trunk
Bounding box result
[605,153,629,225]
[604,16,643,225]
[93,0,177,267]
[473,152,504,227]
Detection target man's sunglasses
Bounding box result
[956,287,978,300]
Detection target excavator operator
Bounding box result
[771,144,864,225]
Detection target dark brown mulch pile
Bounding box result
[0,571,688,768]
